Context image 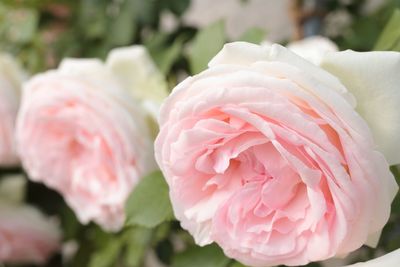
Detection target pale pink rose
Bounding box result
[16,57,156,231]
[0,54,25,166]
[155,42,399,266]
[0,204,61,264]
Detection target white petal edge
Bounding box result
[59,58,105,76]
[321,50,400,165]
[208,42,356,106]
[364,231,381,248]
[343,248,400,267]
[287,36,338,65]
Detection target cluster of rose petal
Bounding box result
[1,37,400,266]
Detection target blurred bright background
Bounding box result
[1,0,399,76]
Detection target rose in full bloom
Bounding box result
[155,42,399,266]
[0,54,25,166]
[16,46,163,231]
[0,175,61,264]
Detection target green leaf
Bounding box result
[60,205,80,240]
[105,0,137,46]
[390,166,400,214]
[238,28,266,44]
[151,35,186,74]
[229,262,247,267]
[70,238,94,267]
[79,0,108,39]
[125,171,173,228]
[345,17,380,51]
[123,227,153,267]
[374,9,400,51]
[88,238,123,267]
[70,226,118,267]
[132,0,161,26]
[188,20,226,74]
[172,244,231,267]
[165,0,190,16]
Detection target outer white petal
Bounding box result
[321,50,400,165]
[58,58,117,88]
[209,42,271,67]
[106,45,168,104]
[364,231,381,248]
[343,248,400,267]
[287,36,338,65]
[209,42,355,106]
[59,58,105,76]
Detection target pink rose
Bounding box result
[0,54,25,166]
[16,51,158,231]
[0,204,61,264]
[0,175,60,265]
[155,42,399,266]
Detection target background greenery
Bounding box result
[1,0,400,266]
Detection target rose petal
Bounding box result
[321,50,400,165]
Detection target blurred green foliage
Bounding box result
[0,0,194,75]
[125,171,173,228]
[331,0,400,50]
[375,9,400,51]
[171,244,230,267]
[188,20,226,74]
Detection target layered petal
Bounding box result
[16,56,156,231]
[155,42,398,266]
[321,50,400,165]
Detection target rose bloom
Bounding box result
[155,42,399,266]
[0,175,61,265]
[16,50,157,231]
[0,204,61,264]
[0,54,25,166]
